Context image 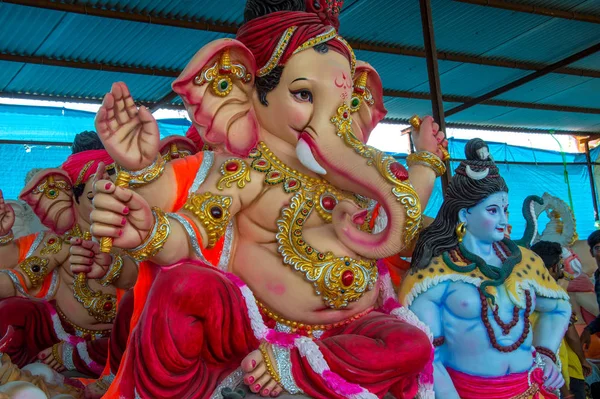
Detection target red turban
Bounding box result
[236,11,355,77]
[61,149,114,186]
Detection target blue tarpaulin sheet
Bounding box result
[1,104,598,240]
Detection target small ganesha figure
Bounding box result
[400,138,572,399]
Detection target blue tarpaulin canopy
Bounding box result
[1,103,598,240]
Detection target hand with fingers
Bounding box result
[69,237,113,279]
[90,163,154,251]
[410,116,449,161]
[539,354,565,392]
[0,189,15,237]
[94,82,160,171]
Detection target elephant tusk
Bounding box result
[296,139,327,175]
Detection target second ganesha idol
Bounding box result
[86,0,449,397]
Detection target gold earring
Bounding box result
[456,222,466,243]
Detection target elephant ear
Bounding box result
[159,135,198,161]
[19,169,75,235]
[172,39,259,157]
[350,61,387,143]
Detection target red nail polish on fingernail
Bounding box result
[263,389,270,395]
[123,207,129,214]
[118,230,123,237]
[254,384,261,391]
[271,392,278,397]
[247,376,254,383]
[251,360,256,368]
[89,259,94,265]
[121,217,127,225]
[105,183,112,190]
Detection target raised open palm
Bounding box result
[0,190,15,236]
[95,82,160,171]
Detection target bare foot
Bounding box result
[241,344,284,397]
[37,343,66,373]
[84,379,109,399]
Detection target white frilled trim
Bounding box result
[223,274,378,399]
[509,280,570,309]
[76,341,104,375]
[402,274,483,308]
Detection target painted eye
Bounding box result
[292,90,313,103]
[488,208,497,215]
[313,0,321,10]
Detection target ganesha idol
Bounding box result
[400,138,572,399]
[85,0,450,397]
[0,132,140,386]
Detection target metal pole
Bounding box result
[585,141,600,221]
[418,0,451,191]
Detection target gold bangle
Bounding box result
[126,207,170,262]
[406,151,447,177]
[99,254,123,287]
[51,343,63,367]
[259,343,281,384]
[119,155,166,188]
[183,192,232,249]
[19,256,50,288]
[0,231,14,246]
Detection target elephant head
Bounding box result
[171,23,428,259]
[19,150,113,235]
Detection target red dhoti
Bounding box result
[447,367,558,399]
[0,297,109,377]
[105,262,431,399]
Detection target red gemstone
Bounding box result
[172,153,180,159]
[103,302,113,311]
[271,172,280,178]
[225,162,239,172]
[342,270,354,286]
[257,160,267,166]
[321,196,336,211]
[288,180,297,187]
[48,238,56,244]
[343,112,349,119]
[390,162,409,181]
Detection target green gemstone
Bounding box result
[219,80,229,91]
[351,97,360,107]
[49,190,56,196]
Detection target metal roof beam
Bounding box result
[454,0,600,24]
[4,53,597,114]
[5,0,600,79]
[383,89,600,115]
[445,41,600,117]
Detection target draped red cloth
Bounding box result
[447,367,558,399]
[61,149,113,185]
[0,297,108,378]
[236,11,352,74]
[105,262,430,398]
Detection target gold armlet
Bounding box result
[73,273,117,323]
[51,343,63,367]
[259,343,281,384]
[19,256,50,288]
[0,231,14,246]
[99,254,123,287]
[119,155,166,188]
[406,151,446,177]
[183,192,232,249]
[126,208,171,262]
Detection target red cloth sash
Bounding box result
[447,367,557,399]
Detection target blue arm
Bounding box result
[410,282,460,399]
[534,296,571,352]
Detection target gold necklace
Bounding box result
[276,188,378,309]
